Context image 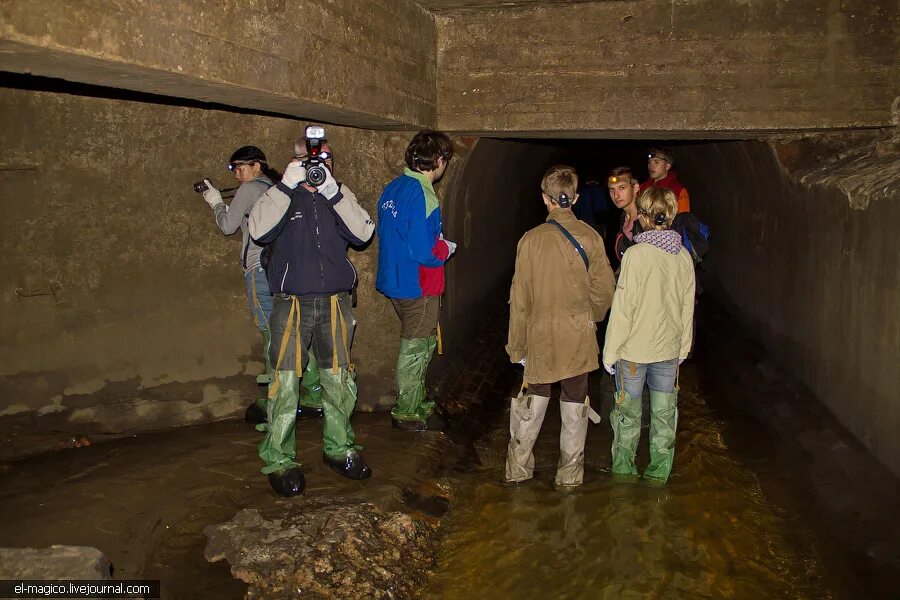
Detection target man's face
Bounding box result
[647,157,671,180]
[608,179,638,209]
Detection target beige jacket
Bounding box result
[602,240,695,366]
[507,208,616,384]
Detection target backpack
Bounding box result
[672,212,710,262]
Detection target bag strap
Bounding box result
[548,220,589,270]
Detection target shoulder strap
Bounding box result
[547,220,589,270]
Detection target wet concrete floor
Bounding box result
[1,304,898,599]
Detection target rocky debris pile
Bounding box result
[204,498,437,599]
[0,545,111,580]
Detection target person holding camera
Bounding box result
[603,186,695,484]
[375,130,456,432]
[505,165,615,488]
[248,127,375,497]
[199,146,325,426]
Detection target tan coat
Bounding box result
[507,208,616,384]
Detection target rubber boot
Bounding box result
[267,467,305,497]
[610,390,642,479]
[258,370,301,476]
[644,389,678,483]
[391,337,441,430]
[320,367,371,480]
[504,394,550,483]
[256,327,274,385]
[298,351,325,420]
[555,399,591,488]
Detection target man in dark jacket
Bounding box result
[249,133,375,497]
[609,166,643,263]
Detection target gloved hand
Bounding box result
[517,357,526,366]
[201,180,223,208]
[281,161,307,189]
[440,233,458,256]
[678,358,685,365]
[603,363,616,376]
[315,167,340,199]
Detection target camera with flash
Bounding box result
[299,125,329,187]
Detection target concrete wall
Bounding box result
[675,137,900,477]
[0,87,422,453]
[436,0,899,136]
[0,0,435,128]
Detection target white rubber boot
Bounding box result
[505,393,550,483]
[555,398,591,488]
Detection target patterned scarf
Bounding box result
[634,229,682,255]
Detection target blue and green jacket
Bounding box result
[376,168,450,299]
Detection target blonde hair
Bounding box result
[541,165,578,204]
[637,186,678,230]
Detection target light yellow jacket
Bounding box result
[602,241,695,365]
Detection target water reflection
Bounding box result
[425,368,831,599]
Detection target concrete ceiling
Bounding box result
[415,0,604,12]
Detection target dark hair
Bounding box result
[229,145,280,181]
[608,166,636,184]
[404,130,453,172]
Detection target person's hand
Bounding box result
[201,180,223,208]
[603,363,615,376]
[440,233,457,256]
[517,357,526,366]
[281,161,306,189]
[678,358,685,365]
[315,166,339,199]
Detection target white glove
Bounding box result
[201,180,223,208]
[517,357,526,366]
[281,161,306,189]
[603,363,615,376]
[440,233,458,256]
[678,358,685,365]
[315,167,339,200]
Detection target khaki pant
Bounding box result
[390,296,440,339]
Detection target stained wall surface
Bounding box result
[436,0,899,136]
[0,88,409,450]
[675,138,900,477]
[0,0,436,128]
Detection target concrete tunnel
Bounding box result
[0,0,898,597]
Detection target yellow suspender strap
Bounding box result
[330,295,351,374]
[436,322,443,355]
[270,296,302,397]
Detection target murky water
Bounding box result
[425,367,838,599]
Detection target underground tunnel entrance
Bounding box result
[1,71,898,597]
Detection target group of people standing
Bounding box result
[505,151,696,488]
[200,131,696,497]
[200,130,456,497]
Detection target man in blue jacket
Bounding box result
[249,133,375,497]
[376,130,456,431]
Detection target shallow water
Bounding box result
[425,367,838,599]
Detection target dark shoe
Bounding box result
[297,405,324,420]
[323,451,372,480]
[267,467,305,497]
[391,410,447,432]
[245,401,267,424]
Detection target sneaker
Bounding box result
[267,467,305,497]
[323,451,372,480]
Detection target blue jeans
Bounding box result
[245,267,273,332]
[615,358,678,398]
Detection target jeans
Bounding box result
[245,267,273,332]
[269,292,356,371]
[615,358,678,397]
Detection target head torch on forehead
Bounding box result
[608,175,634,185]
[648,150,673,163]
[227,160,255,171]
